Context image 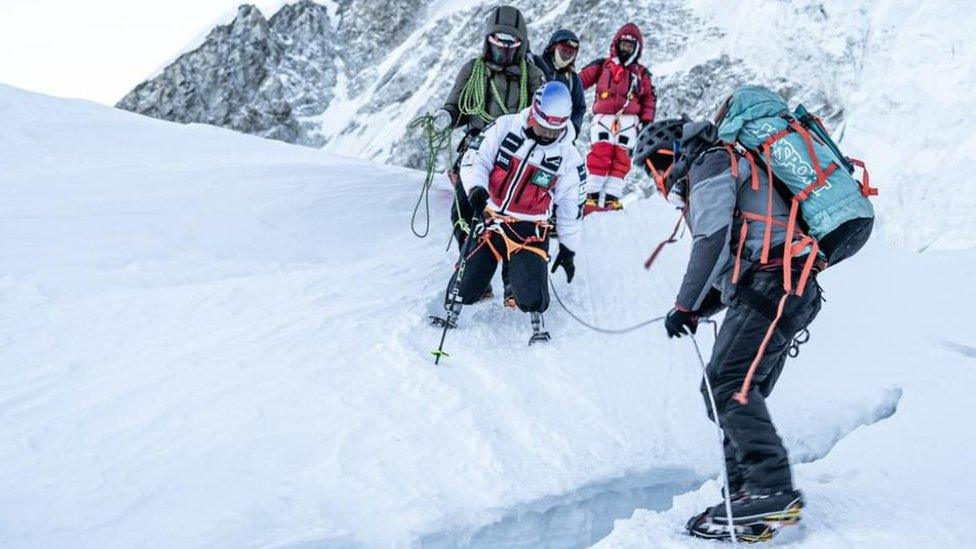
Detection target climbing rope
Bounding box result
[690,327,739,545]
[549,209,690,336]
[457,58,530,124]
[552,277,737,541]
[550,283,665,334]
[408,113,454,238]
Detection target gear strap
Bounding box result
[472,210,551,263]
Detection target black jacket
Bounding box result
[531,29,586,136]
[443,6,545,133]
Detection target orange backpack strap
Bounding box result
[731,216,749,284]
[759,146,777,264]
[787,120,841,199]
[848,157,878,197]
[723,145,739,179]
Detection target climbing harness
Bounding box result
[788,328,810,358]
[471,210,551,264]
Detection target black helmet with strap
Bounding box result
[667,120,719,199]
[633,116,689,196]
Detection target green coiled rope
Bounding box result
[410,59,530,239]
[457,58,530,124]
[408,113,454,238]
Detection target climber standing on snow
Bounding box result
[433,5,546,250]
[431,5,545,304]
[531,29,586,138]
[579,23,656,214]
[433,82,585,343]
[632,85,875,541]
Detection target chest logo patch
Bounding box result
[530,170,555,189]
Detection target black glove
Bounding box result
[468,186,489,221]
[550,243,576,283]
[665,307,698,338]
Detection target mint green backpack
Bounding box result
[717,85,877,295]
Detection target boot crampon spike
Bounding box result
[687,491,804,543]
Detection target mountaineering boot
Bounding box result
[503,284,517,309]
[686,489,804,543]
[602,194,623,211]
[528,312,551,345]
[478,285,494,303]
[582,192,623,217]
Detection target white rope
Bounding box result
[690,326,738,545]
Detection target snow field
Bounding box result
[1,80,974,549]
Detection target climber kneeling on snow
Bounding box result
[579,22,656,214]
[435,82,585,343]
[633,86,876,541]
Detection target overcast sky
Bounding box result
[0,1,287,105]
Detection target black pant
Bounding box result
[451,179,511,292]
[702,270,822,494]
[453,221,550,313]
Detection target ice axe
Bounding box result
[429,220,482,364]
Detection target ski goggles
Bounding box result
[529,116,565,142]
[531,101,570,130]
[487,32,522,66]
[553,40,579,58]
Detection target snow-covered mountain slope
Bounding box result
[117,0,837,163]
[1,82,973,549]
[117,0,976,253]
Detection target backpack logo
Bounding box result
[758,122,832,195]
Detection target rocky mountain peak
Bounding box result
[118,0,861,170]
[270,0,334,36]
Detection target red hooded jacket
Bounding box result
[579,23,657,123]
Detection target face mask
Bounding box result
[552,41,578,69]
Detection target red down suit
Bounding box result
[579,23,657,198]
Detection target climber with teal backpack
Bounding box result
[632,85,877,542]
[430,5,545,305]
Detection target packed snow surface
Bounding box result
[0,82,973,549]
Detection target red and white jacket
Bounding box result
[459,110,586,252]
